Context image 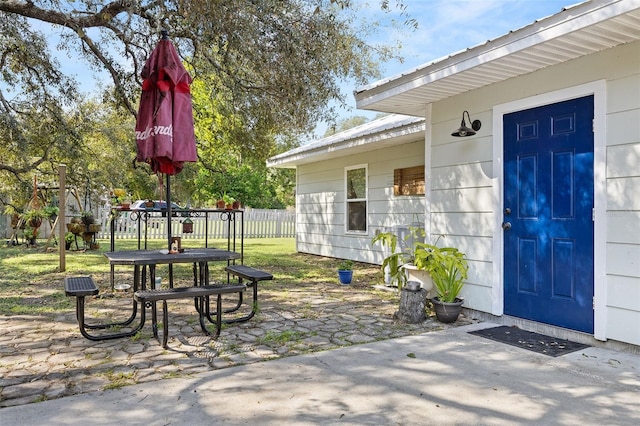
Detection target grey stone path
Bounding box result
[0,281,474,407]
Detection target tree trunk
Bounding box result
[394,288,427,324]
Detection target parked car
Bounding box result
[130,200,188,217]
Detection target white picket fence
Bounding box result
[96,208,295,240]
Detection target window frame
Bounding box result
[344,163,368,235]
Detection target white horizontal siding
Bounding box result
[432,212,494,239]
[607,243,640,278]
[601,44,640,346]
[607,72,640,114]
[607,275,640,312]
[431,162,494,190]
[431,137,493,167]
[422,41,640,345]
[291,39,640,346]
[607,110,640,147]
[431,187,495,213]
[295,141,425,263]
[607,143,640,178]
[607,212,640,244]
[607,307,640,345]
[607,177,640,210]
[606,273,640,348]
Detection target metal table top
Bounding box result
[104,248,241,266]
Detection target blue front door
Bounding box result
[503,96,594,333]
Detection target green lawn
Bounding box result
[0,238,382,315]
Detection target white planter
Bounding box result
[401,264,433,296]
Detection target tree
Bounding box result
[1,0,408,127]
[323,115,370,137]
[0,0,414,206]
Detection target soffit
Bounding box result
[355,0,640,116]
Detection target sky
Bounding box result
[317,0,577,136]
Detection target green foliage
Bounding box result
[0,1,413,209]
[338,260,354,271]
[371,227,428,290]
[23,224,39,239]
[189,77,296,208]
[259,330,307,345]
[192,155,291,208]
[222,193,235,205]
[323,116,371,137]
[371,227,468,299]
[371,231,404,290]
[21,209,46,222]
[42,206,59,219]
[415,245,469,303]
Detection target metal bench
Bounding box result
[223,265,273,323]
[134,284,246,348]
[64,276,143,341]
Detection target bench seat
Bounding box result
[134,284,246,348]
[65,276,143,341]
[223,265,273,323]
[65,276,100,297]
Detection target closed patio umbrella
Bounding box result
[135,30,197,249]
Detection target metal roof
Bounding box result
[355,0,640,116]
[267,114,425,168]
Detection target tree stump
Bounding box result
[394,287,427,323]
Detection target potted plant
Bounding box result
[337,259,354,285]
[112,189,131,209]
[371,227,436,293]
[419,245,469,323]
[23,224,39,246]
[81,211,95,226]
[216,195,226,209]
[43,206,59,222]
[67,218,84,235]
[222,193,235,210]
[64,232,75,250]
[21,209,46,229]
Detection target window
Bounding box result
[345,165,367,233]
[393,165,425,196]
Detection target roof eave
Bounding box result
[267,119,425,168]
[355,0,640,113]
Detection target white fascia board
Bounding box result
[267,118,425,168]
[355,0,639,109]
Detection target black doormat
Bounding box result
[469,326,590,357]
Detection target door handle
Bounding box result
[502,222,512,231]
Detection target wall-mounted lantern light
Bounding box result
[451,110,482,137]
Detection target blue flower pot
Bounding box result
[338,270,353,285]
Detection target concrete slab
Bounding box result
[2,323,638,425]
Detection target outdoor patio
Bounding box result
[0,264,476,408]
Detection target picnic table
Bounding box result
[65,248,243,344]
[108,207,245,288]
[105,247,241,290]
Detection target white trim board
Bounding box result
[492,80,607,341]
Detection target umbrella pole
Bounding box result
[166,174,172,250]
[166,174,175,288]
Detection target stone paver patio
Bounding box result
[0,275,476,407]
